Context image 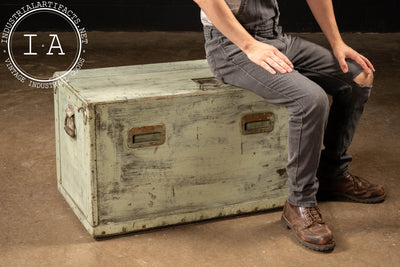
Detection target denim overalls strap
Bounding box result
[235,0,282,37]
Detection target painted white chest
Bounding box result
[54,59,289,238]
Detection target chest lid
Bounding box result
[55,59,238,104]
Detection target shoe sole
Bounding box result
[281,215,336,252]
[318,192,387,204]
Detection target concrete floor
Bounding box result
[0,32,399,266]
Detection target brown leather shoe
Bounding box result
[281,201,335,251]
[317,174,386,203]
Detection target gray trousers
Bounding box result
[203,24,370,207]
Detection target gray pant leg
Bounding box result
[284,36,368,178]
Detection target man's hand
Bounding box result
[332,41,375,74]
[194,0,293,75]
[244,40,294,75]
[306,0,375,75]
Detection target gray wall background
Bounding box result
[0,0,399,32]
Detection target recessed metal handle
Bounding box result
[241,112,275,135]
[192,77,223,91]
[133,132,162,144]
[64,105,76,138]
[128,124,165,148]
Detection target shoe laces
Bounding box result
[348,174,371,190]
[304,206,324,228]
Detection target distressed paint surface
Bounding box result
[55,59,290,237]
[96,90,289,224]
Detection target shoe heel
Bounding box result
[281,216,290,229]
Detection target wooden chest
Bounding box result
[54,59,289,238]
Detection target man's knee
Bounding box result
[304,89,329,118]
[353,70,374,87]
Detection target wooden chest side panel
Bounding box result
[95,89,289,224]
[55,84,96,225]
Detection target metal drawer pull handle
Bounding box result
[241,112,275,135]
[64,105,76,138]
